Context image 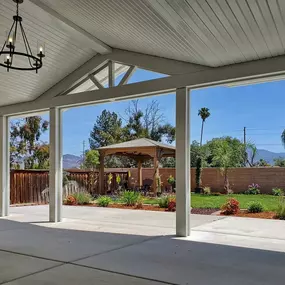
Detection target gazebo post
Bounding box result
[152,150,159,195]
[137,160,143,188]
[99,151,105,194]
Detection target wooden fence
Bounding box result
[10,169,128,204]
[10,167,285,204]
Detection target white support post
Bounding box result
[49,108,63,222]
[0,116,10,217]
[176,87,190,237]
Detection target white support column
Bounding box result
[49,108,63,222]
[176,87,190,237]
[0,116,10,217]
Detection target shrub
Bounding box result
[244,183,260,195]
[272,188,284,196]
[221,198,240,215]
[158,195,170,208]
[167,175,176,186]
[195,157,203,193]
[65,195,76,205]
[168,201,176,212]
[136,196,144,209]
[72,192,91,205]
[275,198,285,220]
[158,195,176,208]
[247,201,264,213]
[121,191,140,206]
[97,196,112,207]
[203,187,211,195]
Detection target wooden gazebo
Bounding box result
[97,138,175,194]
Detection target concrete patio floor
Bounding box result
[0,206,285,284]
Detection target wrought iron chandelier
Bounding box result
[0,0,45,73]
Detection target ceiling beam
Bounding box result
[2,54,285,116]
[35,49,210,102]
[118,66,136,86]
[88,75,104,90]
[28,0,111,54]
[35,55,109,101]
[108,49,210,75]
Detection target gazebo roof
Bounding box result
[98,138,175,151]
[97,138,175,159]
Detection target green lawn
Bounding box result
[143,194,281,211]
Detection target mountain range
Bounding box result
[62,149,285,169]
[254,149,285,164]
[63,154,82,169]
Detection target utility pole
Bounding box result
[82,140,86,167]
[243,127,247,166]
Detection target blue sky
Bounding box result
[21,69,285,156]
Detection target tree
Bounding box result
[274,157,285,167]
[211,138,245,193]
[89,110,125,149]
[190,140,205,167]
[160,157,175,168]
[10,116,49,169]
[206,136,245,167]
[247,142,258,167]
[281,130,285,148]
[198,107,210,146]
[124,100,175,143]
[256,159,271,167]
[81,150,100,170]
[32,143,49,169]
[89,100,175,168]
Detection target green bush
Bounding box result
[275,198,285,220]
[158,195,169,208]
[121,191,140,206]
[97,196,112,207]
[244,183,260,195]
[272,188,284,196]
[203,187,211,195]
[247,201,264,213]
[72,192,91,205]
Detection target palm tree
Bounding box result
[281,130,285,148]
[198,107,210,146]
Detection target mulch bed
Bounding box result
[191,208,219,215]
[107,204,166,211]
[234,210,277,219]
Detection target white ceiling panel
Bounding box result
[0,0,95,106]
[1,0,285,107]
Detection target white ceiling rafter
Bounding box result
[118,66,136,86]
[88,75,104,90]
[28,0,112,54]
[34,49,209,102]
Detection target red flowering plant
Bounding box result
[65,195,76,205]
[220,198,240,215]
[167,197,176,212]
